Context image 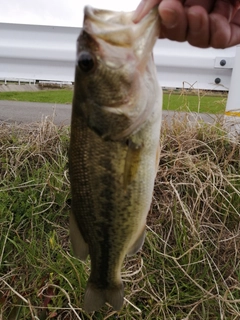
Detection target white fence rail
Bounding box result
[0,22,236,90]
[0,22,239,129]
[0,23,77,83]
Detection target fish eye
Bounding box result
[77,51,96,73]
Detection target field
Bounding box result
[0,109,239,319]
[0,89,227,114]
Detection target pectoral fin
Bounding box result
[123,139,143,188]
[127,227,146,256]
[155,143,160,175]
[69,211,89,261]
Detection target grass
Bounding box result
[0,89,227,114]
[163,90,226,114]
[0,114,239,319]
[0,90,73,105]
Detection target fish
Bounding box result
[69,5,162,313]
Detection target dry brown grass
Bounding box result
[0,115,239,319]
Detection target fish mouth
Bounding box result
[83,5,160,62]
[78,6,161,141]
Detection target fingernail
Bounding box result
[188,11,202,34]
[161,8,178,28]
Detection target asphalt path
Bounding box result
[0,100,220,126]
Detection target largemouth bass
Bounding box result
[69,5,162,313]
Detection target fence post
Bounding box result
[225,45,240,135]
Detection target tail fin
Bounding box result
[83,282,124,313]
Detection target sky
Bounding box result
[0,0,140,27]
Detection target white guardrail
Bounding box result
[0,22,239,128]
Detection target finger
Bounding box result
[159,0,187,42]
[232,5,240,18]
[209,12,240,48]
[231,6,240,22]
[184,0,215,12]
[132,0,160,23]
[230,0,240,5]
[211,0,236,20]
[186,6,210,48]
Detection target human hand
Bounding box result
[132,0,240,48]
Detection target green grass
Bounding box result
[0,90,73,104]
[163,91,226,114]
[0,89,227,114]
[0,117,239,319]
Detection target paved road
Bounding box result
[0,100,71,125]
[0,100,220,125]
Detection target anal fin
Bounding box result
[69,211,89,261]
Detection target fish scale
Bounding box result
[69,5,162,313]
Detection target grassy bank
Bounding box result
[0,118,239,319]
[0,89,227,114]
